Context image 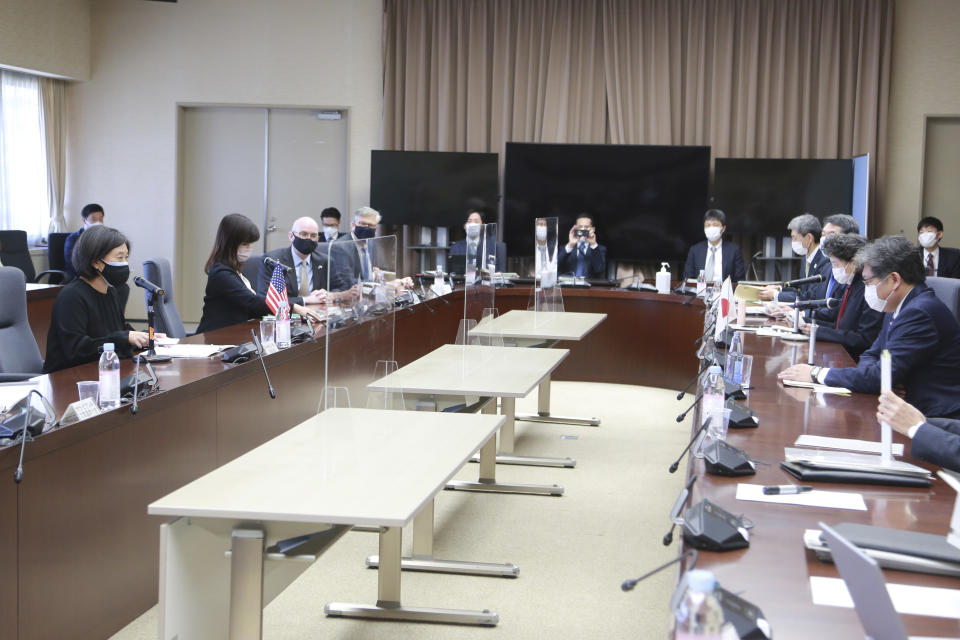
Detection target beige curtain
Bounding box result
[38,77,67,234]
[383,0,893,221]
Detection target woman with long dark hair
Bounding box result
[196,213,319,334]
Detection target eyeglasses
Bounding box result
[295,231,320,240]
[862,272,889,286]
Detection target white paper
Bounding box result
[736,483,867,511]
[810,576,960,620]
[0,381,38,413]
[155,337,180,346]
[782,379,852,395]
[154,344,230,358]
[795,435,904,457]
[784,447,931,477]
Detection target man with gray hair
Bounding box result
[331,206,382,282]
[780,235,960,419]
[256,216,347,304]
[759,213,831,302]
[821,213,860,238]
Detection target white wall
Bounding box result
[0,0,90,79]
[885,0,960,242]
[64,0,383,318]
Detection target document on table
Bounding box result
[736,483,867,511]
[154,344,231,358]
[782,379,852,395]
[155,337,180,346]
[810,576,960,620]
[0,380,39,414]
[795,435,904,457]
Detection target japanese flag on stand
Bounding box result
[714,276,735,341]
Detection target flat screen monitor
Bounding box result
[370,150,499,228]
[713,158,853,236]
[503,143,711,263]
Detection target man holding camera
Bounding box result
[558,214,607,279]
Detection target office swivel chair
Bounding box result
[142,258,187,338]
[46,232,71,284]
[0,267,45,382]
[927,276,960,323]
[0,230,67,284]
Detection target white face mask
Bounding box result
[918,231,938,249]
[863,278,889,313]
[323,225,339,241]
[704,226,723,243]
[832,265,851,285]
[236,247,253,264]
[84,220,102,230]
[465,223,481,240]
[535,226,548,242]
[791,239,807,256]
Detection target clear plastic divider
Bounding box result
[529,217,564,314]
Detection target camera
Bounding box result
[575,228,590,238]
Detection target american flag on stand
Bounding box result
[265,264,288,315]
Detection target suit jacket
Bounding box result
[778,247,832,303]
[812,275,884,360]
[682,240,746,283]
[256,246,344,303]
[919,247,960,279]
[449,239,507,272]
[825,284,960,419]
[807,272,847,324]
[911,418,960,473]
[330,234,390,285]
[197,263,271,334]
[63,228,83,280]
[557,242,607,279]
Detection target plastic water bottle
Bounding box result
[701,365,726,442]
[725,331,744,384]
[98,343,120,410]
[675,570,725,640]
[275,303,291,348]
[697,269,707,297]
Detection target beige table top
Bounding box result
[468,309,606,341]
[148,408,504,527]
[367,343,568,397]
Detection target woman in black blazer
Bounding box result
[196,214,320,334]
[801,233,883,360]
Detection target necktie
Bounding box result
[576,245,587,277]
[705,246,717,283]
[299,259,310,296]
[836,287,851,329]
[360,246,371,280]
[927,253,935,277]
[467,242,477,264]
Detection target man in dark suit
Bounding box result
[779,235,960,420]
[330,207,414,291]
[917,216,960,279]
[449,210,507,272]
[63,203,104,280]
[877,391,960,473]
[682,209,746,284]
[557,214,606,279]
[760,213,831,303]
[256,216,346,305]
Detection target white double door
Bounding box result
[178,106,348,324]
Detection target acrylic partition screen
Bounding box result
[530,217,564,313]
[323,234,399,410]
[458,222,498,345]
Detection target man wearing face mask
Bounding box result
[63,203,105,281]
[320,207,342,244]
[779,236,960,420]
[759,214,831,302]
[256,217,343,305]
[683,209,746,284]
[558,214,607,279]
[799,213,862,323]
[799,233,882,360]
[449,210,508,272]
[44,225,151,372]
[917,217,960,279]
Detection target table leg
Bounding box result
[229,529,264,640]
[366,498,519,577]
[325,526,499,625]
[515,375,601,426]
[494,394,577,469]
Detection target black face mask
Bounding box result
[100,262,130,288]
[353,226,376,240]
[292,236,318,255]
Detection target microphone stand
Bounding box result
[676,393,704,423]
[807,322,818,365]
[622,550,698,592]
[669,418,711,472]
[663,475,697,545]
[14,389,51,483]
[131,355,142,415]
[250,329,276,399]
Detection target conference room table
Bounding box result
[3,283,958,639]
[682,325,960,639]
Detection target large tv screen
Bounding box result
[503,143,711,264]
[713,159,853,236]
[370,150,499,228]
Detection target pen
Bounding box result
[762,484,813,495]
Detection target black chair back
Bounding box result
[47,233,70,282]
[143,258,187,338]
[0,230,37,282]
[0,266,44,380]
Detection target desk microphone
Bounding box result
[133,275,164,297]
[131,355,142,415]
[263,255,295,273]
[781,274,824,288]
[669,417,710,472]
[663,475,697,545]
[250,329,276,399]
[13,390,53,483]
[694,320,717,347]
[621,549,698,591]
[792,297,840,310]
[676,367,707,400]
[676,392,704,423]
[663,475,751,552]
